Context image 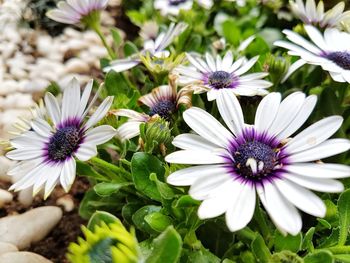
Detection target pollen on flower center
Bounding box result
[47,126,82,161]
[149,100,176,120]
[208,71,235,90]
[169,0,187,6]
[326,51,350,70]
[233,141,277,180]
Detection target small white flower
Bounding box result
[154,0,213,16]
[275,25,350,83]
[104,22,188,73]
[174,51,272,101]
[115,81,191,140]
[6,78,116,198]
[46,0,108,25]
[290,0,350,30]
[166,89,350,235]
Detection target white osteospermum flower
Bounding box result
[104,22,188,73]
[6,78,116,198]
[166,89,350,235]
[290,0,350,30]
[175,51,272,101]
[46,0,108,25]
[154,0,213,16]
[275,25,350,83]
[115,82,191,140]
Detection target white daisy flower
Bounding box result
[275,25,350,83]
[104,22,188,73]
[6,78,116,198]
[154,0,213,17]
[290,0,350,30]
[46,0,108,25]
[175,51,272,101]
[166,89,350,235]
[115,81,191,140]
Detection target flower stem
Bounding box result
[323,246,350,254]
[254,202,271,243]
[89,157,130,180]
[91,24,116,60]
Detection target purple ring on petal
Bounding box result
[222,128,290,187]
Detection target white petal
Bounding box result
[283,173,344,193]
[225,182,256,232]
[183,107,233,148]
[268,92,306,137]
[104,59,140,73]
[172,133,219,151]
[84,125,116,145]
[6,149,43,161]
[84,96,113,129]
[217,89,245,136]
[117,121,142,141]
[205,53,216,72]
[44,163,63,199]
[189,172,232,200]
[285,116,343,154]
[254,93,281,134]
[31,119,52,137]
[165,150,225,165]
[276,95,317,140]
[78,80,93,117]
[61,77,81,120]
[285,163,350,179]
[234,56,258,76]
[60,158,76,192]
[288,138,350,162]
[281,59,307,83]
[304,25,328,50]
[222,51,233,69]
[258,183,302,235]
[44,93,61,126]
[275,179,326,217]
[166,165,229,186]
[75,142,98,161]
[198,190,230,219]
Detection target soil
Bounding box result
[0,177,90,263]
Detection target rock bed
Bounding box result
[0,1,119,261]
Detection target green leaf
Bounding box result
[76,161,107,181]
[131,152,165,201]
[144,212,173,232]
[124,41,138,57]
[302,227,315,252]
[174,195,200,208]
[149,173,175,200]
[304,251,333,263]
[110,28,122,47]
[274,231,302,253]
[251,234,271,263]
[94,182,132,197]
[187,249,220,263]
[338,189,350,245]
[334,254,350,262]
[319,87,343,116]
[145,226,182,263]
[87,211,119,231]
[222,20,241,46]
[317,218,332,229]
[239,251,255,263]
[132,205,161,235]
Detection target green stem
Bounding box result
[236,227,256,241]
[254,202,271,242]
[91,24,116,60]
[89,157,130,180]
[317,246,350,254]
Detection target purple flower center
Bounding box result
[149,100,176,120]
[208,71,237,90]
[169,0,187,6]
[47,125,82,162]
[234,141,277,180]
[226,129,287,185]
[326,51,350,70]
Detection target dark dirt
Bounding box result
[0,177,90,263]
